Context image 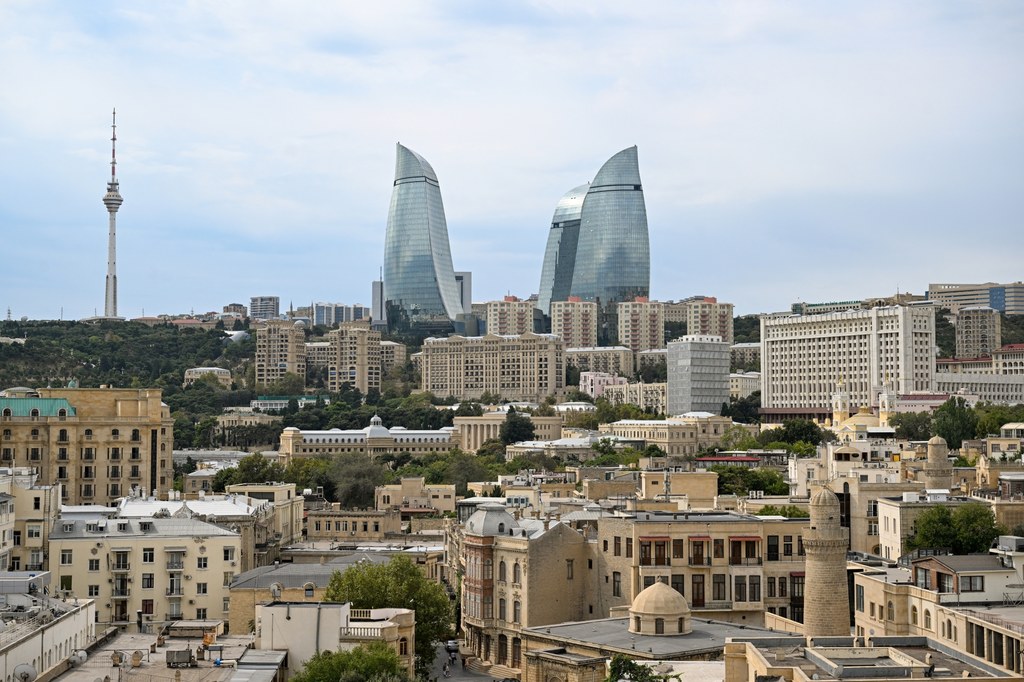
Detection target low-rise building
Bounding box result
[603,382,668,415]
[729,371,761,399]
[183,366,232,388]
[453,412,562,454]
[308,507,403,542]
[376,477,457,517]
[578,371,627,400]
[278,415,457,463]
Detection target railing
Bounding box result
[111,563,131,571]
[692,599,732,610]
[25,564,43,571]
[729,557,763,566]
[688,557,711,566]
[639,558,671,567]
[340,626,385,638]
[167,561,184,570]
[166,587,184,596]
[112,588,131,598]
[350,609,373,619]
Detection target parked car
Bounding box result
[445,639,460,653]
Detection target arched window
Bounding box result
[2,429,10,439]
[29,408,39,418]
[111,429,120,439]
[887,601,894,621]
[634,616,642,632]
[1,408,11,417]
[911,605,918,625]
[84,429,93,439]
[57,408,67,418]
[513,600,521,623]
[30,428,39,438]
[513,562,521,583]
[303,582,315,598]
[498,522,505,534]
[499,561,507,581]
[946,619,953,639]
[131,429,140,441]
[924,610,932,629]
[58,429,68,442]
[678,617,684,632]
[399,637,408,656]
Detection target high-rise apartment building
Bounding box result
[255,319,307,388]
[325,321,381,395]
[223,302,248,318]
[928,281,1024,315]
[565,347,635,378]
[956,306,1002,359]
[383,144,462,333]
[249,296,280,321]
[0,387,174,505]
[760,305,936,412]
[667,335,730,415]
[486,296,536,335]
[536,147,650,344]
[311,302,370,327]
[418,333,564,401]
[380,340,408,373]
[664,296,734,344]
[616,297,664,354]
[551,297,599,349]
[455,272,473,315]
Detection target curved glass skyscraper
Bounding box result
[383,143,463,334]
[537,146,650,342]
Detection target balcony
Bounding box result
[692,600,732,610]
[166,560,185,570]
[112,588,131,598]
[729,557,763,566]
[688,557,711,566]
[166,587,184,596]
[25,564,43,571]
[111,562,131,572]
[638,558,672,567]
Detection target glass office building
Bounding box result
[383,143,463,334]
[537,146,650,342]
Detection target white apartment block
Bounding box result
[419,333,564,401]
[934,373,1024,406]
[551,298,598,348]
[486,296,536,335]
[955,306,1002,359]
[760,305,936,411]
[667,335,730,415]
[616,297,665,354]
[183,366,232,388]
[665,296,734,344]
[928,281,1024,315]
[730,371,761,399]
[249,295,280,321]
[325,321,382,395]
[312,301,370,327]
[255,319,307,388]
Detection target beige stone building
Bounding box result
[0,386,174,505]
[278,416,457,463]
[616,297,665,353]
[48,516,239,628]
[486,296,537,335]
[565,346,635,378]
[729,371,760,399]
[308,507,403,541]
[183,366,232,388]
[665,296,735,344]
[303,340,333,368]
[636,470,719,509]
[380,340,408,372]
[420,333,564,401]
[226,481,305,552]
[603,382,668,414]
[5,468,58,571]
[324,321,382,395]
[255,319,307,388]
[956,305,1002,359]
[453,412,563,453]
[730,341,760,369]
[375,477,457,516]
[551,298,599,349]
[598,414,737,457]
[760,305,936,412]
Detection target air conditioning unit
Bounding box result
[188,599,195,605]
[144,615,152,621]
[230,561,236,567]
[185,575,192,580]
[107,579,113,583]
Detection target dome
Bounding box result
[363,415,391,439]
[928,435,948,447]
[834,445,860,455]
[465,503,519,537]
[628,580,692,636]
[810,486,840,510]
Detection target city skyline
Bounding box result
[1,2,1022,320]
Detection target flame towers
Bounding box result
[382,143,463,334]
[537,146,650,343]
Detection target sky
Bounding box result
[1,1,1022,321]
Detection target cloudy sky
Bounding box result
[1,1,1021,320]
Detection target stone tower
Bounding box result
[803,487,850,637]
[924,435,953,490]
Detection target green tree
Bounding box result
[907,503,1004,554]
[290,641,408,682]
[454,402,484,416]
[499,409,536,445]
[331,452,390,508]
[709,465,788,496]
[755,504,810,518]
[759,418,830,446]
[604,653,677,681]
[723,391,761,424]
[324,556,453,676]
[933,397,979,449]
[889,411,933,441]
[264,372,306,396]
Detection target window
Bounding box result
[60,550,73,565]
[499,598,507,620]
[672,539,684,558]
[399,638,408,656]
[143,548,154,563]
[33,496,41,510]
[914,567,930,590]
[767,535,779,561]
[937,573,954,593]
[767,577,776,598]
[223,597,230,612]
[88,585,100,597]
[924,610,932,629]
[778,577,787,597]
[498,561,506,581]
[197,557,208,569]
[713,539,724,558]
[196,608,207,619]
[783,536,793,556]
[961,575,984,592]
[713,574,726,601]
[613,572,622,597]
[911,604,919,625]
[142,599,154,615]
[223,548,235,561]
[224,572,234,587]
[197,583,208,594]
[655,617,664,634]
[791,575,804,598]
[626,537,633,558]
[513,600,521,623]
[142,574,154,589]
[867,500,878,516]
[614,536,621,556]
[749,576,761,601]
[513,562,521,584]
[855,585,864,611]
[27,524,41,539]
[88,559,100,572]
[735,576,747,602]
[887,601,895,621]
[304,582,314,597]
[566,560,574,580]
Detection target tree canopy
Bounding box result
[888,411,933,441]
[324,556,453,676]
[499,409,536,445]
[907,503,1004,554]
[709,465,789,496]
[290,641,408,682]
[933,397,980,449]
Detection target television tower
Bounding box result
[102,108,123,318]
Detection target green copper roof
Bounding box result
[0,398,77,417]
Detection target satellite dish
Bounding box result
[69,650,88,665]
[270,583,282,598]
[13,663,37,682]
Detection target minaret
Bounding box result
[924,435,953,491]
[102,108,123,319]
[803,486,850,638]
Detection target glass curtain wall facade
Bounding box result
[536,147,650,344]
[383,143,463,334]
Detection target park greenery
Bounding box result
[754,504,810,518]
[906,503,1005,554]
[708,465,789,496]
[324,556,453,676]
[604,654,682,681]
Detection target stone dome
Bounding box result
[810,486,840,511]
[628,580,691,635]
[465,503,520,537]
[833,445,860,455]
[928,435,948,447]
[363,415,391,439]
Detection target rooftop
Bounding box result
[51,517,238,539]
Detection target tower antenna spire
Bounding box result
[111,108,117,182]
[101,107,124,320]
